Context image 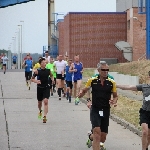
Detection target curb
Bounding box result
[80,98,142,137]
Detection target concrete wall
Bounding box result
[95,70,139,85]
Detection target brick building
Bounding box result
[127,8,146,60]
[58,12,127,68]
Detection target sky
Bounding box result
[0,0,116,54]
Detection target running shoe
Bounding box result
[59,97,61,101]
[43,116,47,123]
[75,97,80,105]
[38,110,42,120]
[100,142,106,150]
[86,131,92,148]
[28,86,30,90]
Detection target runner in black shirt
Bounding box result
[31,58,54,123]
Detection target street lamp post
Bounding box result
[18,25,22,69]
[20,21,24,68]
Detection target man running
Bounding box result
[65,59,74,102]
[12,54,17,69]
[0,53,4,69]
[1,53,9,74]
[63,55,69,97]
[70,55,83,100]
[22,54,33,90]
[117,78,150,150]
[78,62,118,150]
[43,51,50,63]
[31,58,54,123]
[53,54,67,100]
[46,57,56,97]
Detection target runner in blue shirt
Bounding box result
[22,55,33,90]
[65,59,74,103]
[12,54,17,69]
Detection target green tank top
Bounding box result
[46,63,56,78]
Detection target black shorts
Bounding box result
[3,64,6,66]
[139,108,150,128]
[37,87,50,101]
[56,74,65,80]
[13,61,16,64]
[25,71,32,80]
[91,107,110,133]
[66,81,73,89]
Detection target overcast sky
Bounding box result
[0,0,116,54]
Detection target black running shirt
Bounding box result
[33,68,51,88]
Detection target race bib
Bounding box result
[99,111,103,117]
[145,95,150,101]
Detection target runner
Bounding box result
[117,76,150,150]
[53,54,67,100]
[22,54,33,90]
[43,51,50,63]
[12,54,17,69]
[1,53,9,74]
[63,55,69,97]
[31,58,54,123]
[78,62,118,150]
[86,61,115,148]
[65,58,74,103]
[70,54,83,103]
[46,57,56,97]
[0,53,4,69]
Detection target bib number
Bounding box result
[99,111,103,117]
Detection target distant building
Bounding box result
[116,0,138,12]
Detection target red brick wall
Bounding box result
[127,8,146,61]
[63,14,70,56]
[58,12,127,67]
[58,22,64,55]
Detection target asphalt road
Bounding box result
[0,71,142,150]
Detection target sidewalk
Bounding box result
[0,71,142,150]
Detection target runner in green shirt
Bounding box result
[46,57,56,96]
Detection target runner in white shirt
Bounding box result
[1,53,9,74]
[53,55,67,100]
[43,51,50,63]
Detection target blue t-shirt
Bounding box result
[25,60,32,72]
[65,66,73,81]
[73,62,83,80]
[12,56,17,62]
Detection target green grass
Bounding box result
[83,68,95,78]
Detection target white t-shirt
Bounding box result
[54,60,67,74]
[43,56,50,62]
[1,56,8,64]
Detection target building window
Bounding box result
[127,20,130,30]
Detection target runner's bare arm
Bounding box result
[69,63,76,72]
[49,70,54,82]
[117,85,137,91]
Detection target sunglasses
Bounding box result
[101,69,109,71]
